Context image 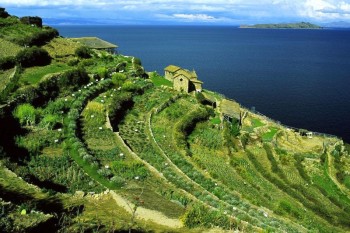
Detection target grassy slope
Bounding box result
[20,63,70,85]
[43,37,81,60]
[0,38,22,58]
[0,67,16,92]
[0,18,41,42]
[1,19,350,232]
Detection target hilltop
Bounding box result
[240,22,323,29]
[1,9,350,233]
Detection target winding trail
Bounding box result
[109,190,182,228]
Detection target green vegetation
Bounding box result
[75,46,92,59]
[0,68,16,93]
[0,9,349,233]
[150,71,172,87]
[0,38,22,58]
[241,22,323,29]
[16,46,51,68]
[20,63,70,85]
[262,127,279,142]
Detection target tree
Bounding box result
[13,104,36,126]
[16,46,51,67]
[111,73,126,87]
[75,46,91,59]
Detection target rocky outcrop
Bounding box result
[20,16,43,28]
[0,7,10,18]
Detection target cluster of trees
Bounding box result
[14,28,59,46]
[0,46,51,70]
[16,46,51,67]
[13,68,90,107]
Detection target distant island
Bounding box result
[240,22,323,29]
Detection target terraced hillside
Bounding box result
[1,10,350,233]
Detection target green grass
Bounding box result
[0,18,41,43]
[69,146,119,190]
[43,37,81,60]
[0,67,16,92]
[0,38,22,58]
[262,127,279,142]
[210,117,221,125]
[251,118,265,128]
[20,63,70,85]
[150,73,172,87]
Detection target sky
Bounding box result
[2,0,350,25]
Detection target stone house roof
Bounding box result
[172,68,202,82]
[165,65,181,73]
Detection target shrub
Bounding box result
[15,28,59,46]
[182,204,233,229]
[13,103,36,126]
[67,58,79,66]
[58,68,89,91]
[79,58,94,67]
[16,46,51,67]
[75,46,91,59]
[133,57,142,65]
[0,56,16,70]
[111,73,127,86]
[115,62,127,72]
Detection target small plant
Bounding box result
[13,103,36,126]
[75,46,91,59]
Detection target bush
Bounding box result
[15,28,59,46]
[0,56,16,70]
[182,204,233,229]
[58,68,89,91]
[111,73,127,86]
[13,103,36,126]
[67,58,79,66]
[133,57,142,65]
[16,46,51,67]
[75,46,91,59]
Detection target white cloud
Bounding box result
[3,0,350,24]
[172,13,216,21]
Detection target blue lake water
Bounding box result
[56,26,350,142]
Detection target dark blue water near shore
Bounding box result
[56,26,350,142]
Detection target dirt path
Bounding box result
[105,112,165,179]
[109,190,183,228]
[104,112,184,228]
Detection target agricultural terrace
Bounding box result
[0,17,350,232]
[0,67,16,93]
[0,38,22,58]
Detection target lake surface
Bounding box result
[56,25,350,142]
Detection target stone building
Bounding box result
[164,65,203,93]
